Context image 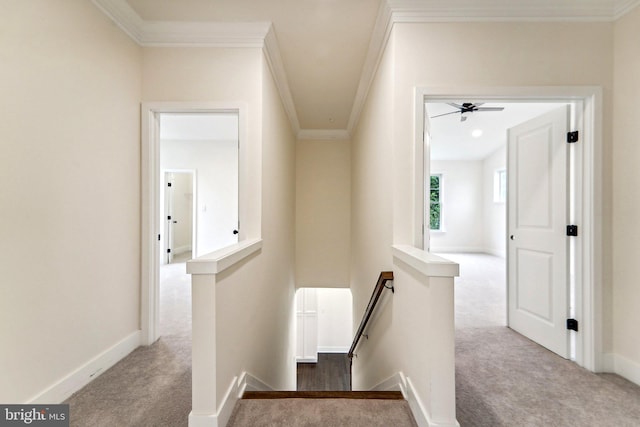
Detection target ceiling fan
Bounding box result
[431,102,504,122]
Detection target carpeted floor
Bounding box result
[63,253,640,426]
[226,398,418,427]
[444,253,640,427]
[65,259,192,427]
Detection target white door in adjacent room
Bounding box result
[507,105,570,359]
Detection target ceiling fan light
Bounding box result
[472,129,483,138]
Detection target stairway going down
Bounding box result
[226,390,418,426]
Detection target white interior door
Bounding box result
[164,172,175,264]
[507,105,570,359]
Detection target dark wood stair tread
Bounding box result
[242,391,404,400]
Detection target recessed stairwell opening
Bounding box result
[294,288,353,391]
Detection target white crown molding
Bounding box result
[297,129,351,141]
[346,0,393,135]
[346,0,637,135]
[92,0,301,133]
[93,0,639,138]
[92,0,270,47]
[263,26,301,134]
[614,0,640,19]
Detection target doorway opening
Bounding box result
[141,105,241,345]
[416,87,603,372]
[295,288,353,391]
[163,170,195,264]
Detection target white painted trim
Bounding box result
[347,0,394,135]
[28,331,140,404]
[370,372,459,427]
[188,412,217,427]
[604,353,640,387]
[263,26,301,135]
[317,346,350,353]
[297,129,351,141]
[141,102,248,346]
[392,245,460,278]
[429,246,487,254]
[370,371,405,393]
[187,239,262,275]
[405,376,460,427]
[92,0,269,47]
[241,372,275,392]
[416,86,603,373]
[188,371,275,427]
[614,0,640,19]
[295,357,318,363]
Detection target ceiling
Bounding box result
[94,0,639,139]
[428,102,567,161]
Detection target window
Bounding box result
[494,169,507,203]
[430,174,442,231]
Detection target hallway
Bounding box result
[64,261,192,426]
[446,253,640,426]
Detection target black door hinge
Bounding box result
[158,234,161,241]
[167,215,172,220]
[567,131,579,143]
[167,248,171,254]
[167,182,172,187]
[567,318,579,331]
[566,225,578,236]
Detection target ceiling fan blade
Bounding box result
[431,110,460,119]
[447,102,464,109]
[476,107,504,112]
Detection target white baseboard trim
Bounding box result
[371,372,459,427]
[482,248,506,258]
[603,353,640,386]
[174,245,192,255]
[29,330,141,404]
[188,412,218,427]
[317,346,349,353]
[190,372,276,427]
[430,247,486,254]
[241,372,274,392]
[371,372,405,393]
[296,356,318,363]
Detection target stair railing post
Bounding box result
[189,272,217,425]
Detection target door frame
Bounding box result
[414,86,603,372]
[140,102,246,345]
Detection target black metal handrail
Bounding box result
[347,271,394,359]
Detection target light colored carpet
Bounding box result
[442,252,640,427]
[226,398,418,427]
[65,260,192,427]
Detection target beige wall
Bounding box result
[391,21,614,352]
[143,47,297,399]
[350,30,397,388]
[351,18,619,404]
[430,160,485,253]
[612,6,640,370]
[296,139,351,287]
[0,1,142,402]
